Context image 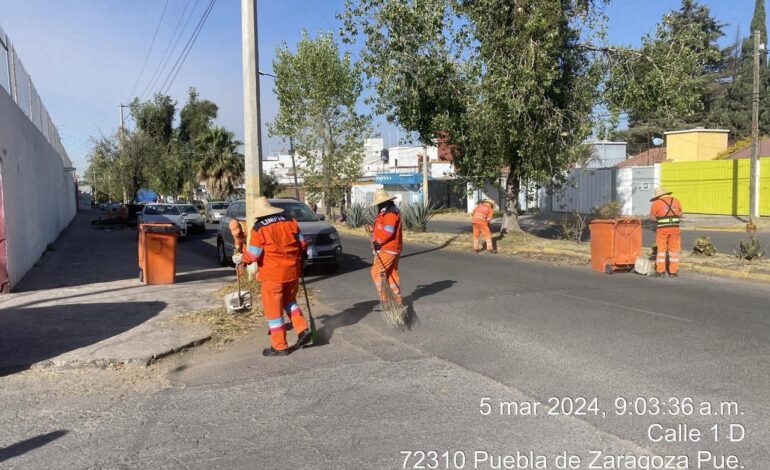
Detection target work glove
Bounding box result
[232,254,243,265]
[372,241,382,251]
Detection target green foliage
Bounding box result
[604,0,726,124]
[196,127,244,200]
[269,32,370,219]
[400,201,436,232]
[693,236,717,256]
[734,234,765,261]
[85,89,234,202]
[346,202,375,228]
[590,201,622,219]
[262,171,283,198]
[178,87,218,144]
[340,0,468,147]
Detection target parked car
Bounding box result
[205,201,229,223]
[138,203,187,237]
[177,203,206,234]
[216,199,342,270]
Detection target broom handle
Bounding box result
[365,226,401,290]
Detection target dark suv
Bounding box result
[216,199,343,270]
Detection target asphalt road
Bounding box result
[1,231,768,469]
[429,218,759,255]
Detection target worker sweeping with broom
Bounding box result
[234,197,314,356]
[471,199,496,254]
[367,189,408,329]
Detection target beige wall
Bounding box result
[665,131,729,162]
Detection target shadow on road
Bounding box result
[0,430,69,463]
[303,253,370,286]
[315,299,378,345]
[401,235,460,259]
[0,300,166,376]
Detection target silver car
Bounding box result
[205,201,229,223]
[138,204,187,237]
[216,199,343,271]
[177,203,205,234]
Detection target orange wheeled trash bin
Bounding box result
[138,223,179,284]
[589,218,642,274]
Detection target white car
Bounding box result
[177,203,205,234]
[138,204,187,237]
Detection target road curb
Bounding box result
[26,330,213,372]
[338,226,770,284]
[682,263,770,282]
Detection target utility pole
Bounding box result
[289,137,300,200]
[750,30,762,220]
[422,145,429,207]
[119,104,126,140]
[242,0,263,228]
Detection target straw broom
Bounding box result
[366,227,407,330]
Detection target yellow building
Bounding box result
[664,128,729,162]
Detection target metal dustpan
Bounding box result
[224,269,252,314]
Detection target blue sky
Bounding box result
[0,0,765,175]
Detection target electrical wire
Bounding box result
[127,0,169,102]
[141,0,200,100]
[159,0,217,95]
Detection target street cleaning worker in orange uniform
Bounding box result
[471,199,496,254]
[234,197,312,356]
[368,189,404,305]
[649,187,683,278]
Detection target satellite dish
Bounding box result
[652,137,664,146]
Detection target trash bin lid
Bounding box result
[141,223,179,233]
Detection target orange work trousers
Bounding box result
[261,279,309,351]
[472,223,492,252]
[655,228,681,274]
[371,250,402,303]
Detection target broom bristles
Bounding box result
[379,275,407,330]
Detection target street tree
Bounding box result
[340,0,468,149]
[609,0,728,150]
[344,0,713,232]
[269,32,370,218]
[129,93,180,196]
[196,127,244,200]
[178,87,219,201]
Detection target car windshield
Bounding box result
[144,205,180,216]
[179,205,198,214]
[211,203,228,210]
[273,202,319,222]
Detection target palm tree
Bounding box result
[196,127,244,199]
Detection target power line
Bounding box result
[127,0,169,102]
[159,0,217,95]
[142,0,200,100]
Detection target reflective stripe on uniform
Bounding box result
[267,318,285,331]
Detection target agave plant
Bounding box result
[692,236,717,256]
[346,203,375,228]
[734,234,765,261]
[400,200,437,232]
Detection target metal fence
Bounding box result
[0,23,71,168]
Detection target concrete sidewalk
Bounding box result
[0,210,233,375]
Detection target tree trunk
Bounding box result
[501,172,522,233]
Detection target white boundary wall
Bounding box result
[0,88,76,289]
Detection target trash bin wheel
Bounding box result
[604,264,613,275]
[139,269,144,282]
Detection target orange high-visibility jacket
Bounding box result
[471,203,493,225]
[650,196,682,231]
[242,214,306,282]
[372,206,403,254]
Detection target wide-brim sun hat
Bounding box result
[371,189,397,206]
[650,187,672,201]
[253,196,284,218]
